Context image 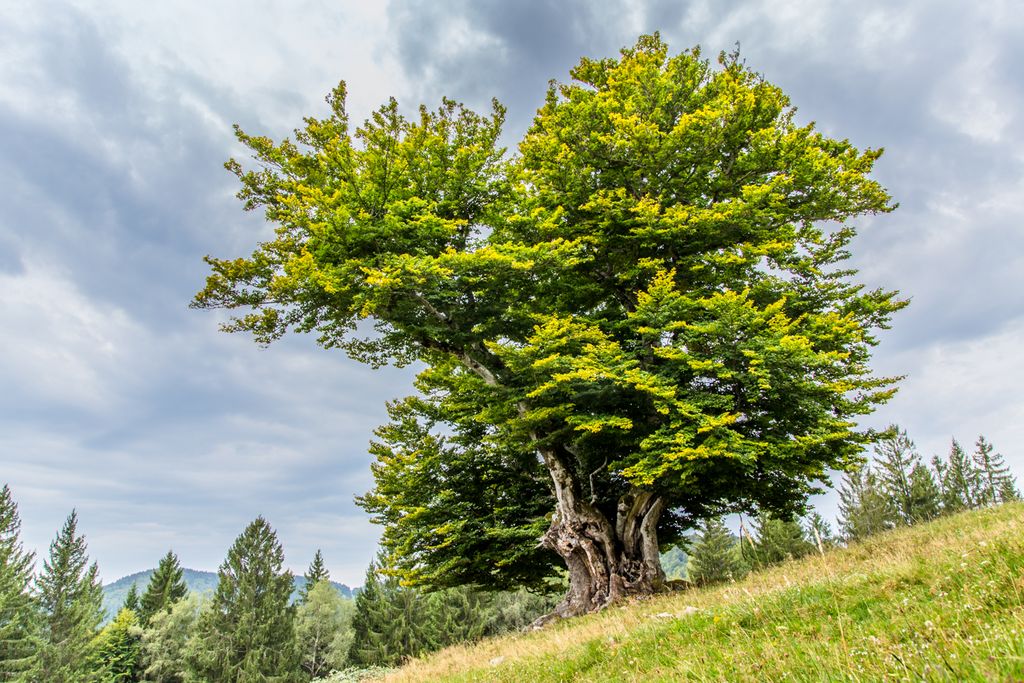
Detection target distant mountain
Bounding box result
[102,568,355,621]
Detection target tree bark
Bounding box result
[537,447,667,619]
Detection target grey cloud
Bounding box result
[388,0,643,140]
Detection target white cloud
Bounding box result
[931,46,1013,144]
[875,318,1024,464]
[0,262,146,412]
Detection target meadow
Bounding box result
[373,503,1024,682]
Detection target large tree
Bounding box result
[194,35,904,616]
[0,485,37,682]
[189,517,298,682]
[32,511,104,683]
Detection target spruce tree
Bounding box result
[347,561,419,667]
[802,512,836,553]
[299,549,329,603]
[421,587,492,651]
[874,427,920,525]
[838,466,894,542]
[907,462,942,523]
[938,439,981,512]
[139,551,187,625]
[122,584,141,614]
[0,485,37,682]
[88,608,142,682]
[32,510,104,683]
[744,513,812,569]
[971,436,1014,506]
[998,477,1020,503]
[189,517,298,682]
[687,518,746,585]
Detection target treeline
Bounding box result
[682,427,1019,586]
[0,490,554,682]
[1,428,1016,679]
[838,428,1018,539]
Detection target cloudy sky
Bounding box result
[2,0,1021,586]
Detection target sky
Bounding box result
[1,0,1021,587]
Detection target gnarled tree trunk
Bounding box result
[538,448,667,619]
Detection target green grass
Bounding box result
[376,503,1024,682]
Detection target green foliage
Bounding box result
[660,545,688,580]
[873,426,941,525]
[972,436,1015,506]
[140,551,188,625]
[122,584,140,614]
[347,563,415,668]
[104,569,353,619]
[0,485,37,682]
[688,518,746,585]
[837,464,895,542]
[906,462,942,523]
[88,608,142,682]
[189,517,298,682]
[294,580,354,679]
[300,550,330,604]
[195,35,906,598]
[359,396,556,591]
[936,439,981,512]
[138,593,202,683]
[743,513,813,570]
[32,510,104,683]
[348,562,555,668]
[802,511,836,552]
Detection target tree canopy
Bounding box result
[194,34,905,615]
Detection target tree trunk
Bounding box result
[537,448,667,619]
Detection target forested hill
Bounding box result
[102,567,354,619]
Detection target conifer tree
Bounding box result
[299,549,329,603]
[88,608,142,682]
[971,436,1014,506]
[31,510,104,683]
[687,518,746,585]
[937,439,981,512]
[0,485,37,682]
[421,587,492,651]
[139,551,187,625]
[347,562,405,668]
[744,513,812,569]
[906,463,942,523]
[122,584,141,614]
[874,427,920,525]
[838,466,894,541]
[998,477,1020,503]
[802,512,836,553]
[189,517,298,682]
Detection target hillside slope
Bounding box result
[377,503,1024,682]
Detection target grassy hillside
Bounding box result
[374,503,1024,682]
[102,568,354,620]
